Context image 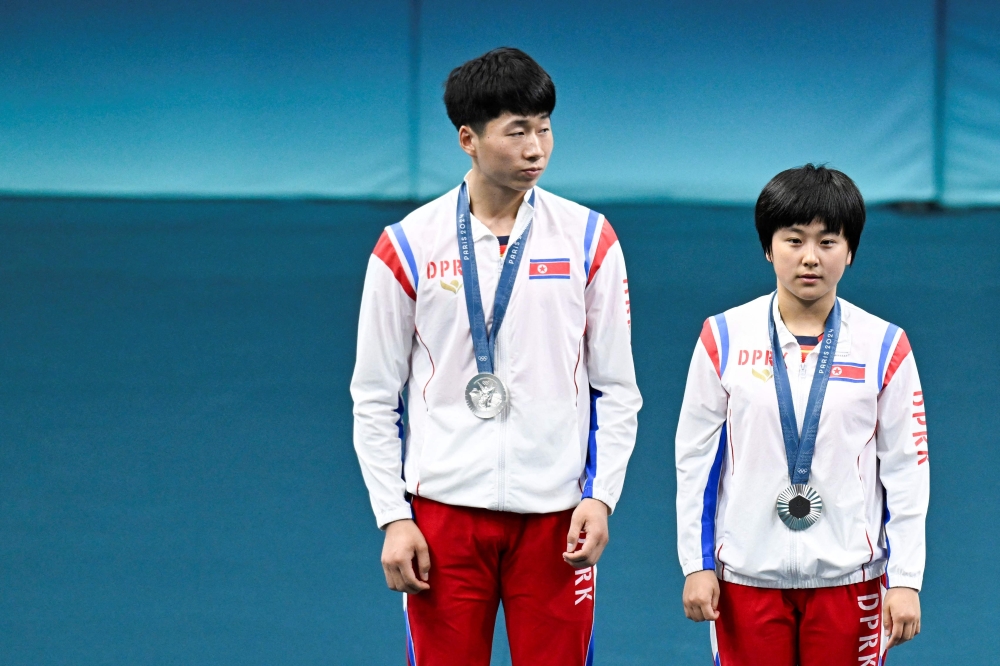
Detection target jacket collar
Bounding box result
[770,294,852,356]
[461,174,536,244]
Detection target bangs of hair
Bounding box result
[444,47,556,132]
[755,164,866,258]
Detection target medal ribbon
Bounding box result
[456,182,533,374]
[768,292,841,484]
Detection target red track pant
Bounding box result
[712,576,887,666]
[404,497,596,666]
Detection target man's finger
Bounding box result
[700,600,718,621]
[903,620,917,642]
[416,543,431,582]
[398,559,430,594]
[385,566,403,592]
[382,563,396,590]
[566,518,585,553]
[564,539,594,565]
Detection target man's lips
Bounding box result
[521,167,543,177]
[798,274,821,282]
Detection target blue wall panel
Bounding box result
[0,1,997,204]
[418,0,936,204]
[0,0,411,197]
[942,0,1000,206]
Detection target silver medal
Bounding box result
[465,373,508,419]
[775,484,823,531]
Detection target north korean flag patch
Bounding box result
[529,258,571,280]
[829,362,865,383]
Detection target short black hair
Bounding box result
[444,47,556,133]
[755,164,866,259]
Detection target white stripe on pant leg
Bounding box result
[879,579,888,665]
[710,620,720,664]
[583,565,597,666]
[403,593,418,666]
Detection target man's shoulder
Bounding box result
[535,186,596,228]
[394,186,461,236]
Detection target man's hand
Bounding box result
[381,519,431,594]
[562,498,610,569]
[682,570,720,622]
[884,587,920,648]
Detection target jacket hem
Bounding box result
[719,560,887,589]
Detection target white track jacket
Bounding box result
[352,183,641,528]
[676,295,929,590]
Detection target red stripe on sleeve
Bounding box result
[587,219,619,285]
[700,318,721,377]
[372,230,417,300]
[882,331,911,389]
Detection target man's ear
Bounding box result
[764,248,773,264]
[458,125,477,158]
[846,251,854,267]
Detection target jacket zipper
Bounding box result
[495,248,507,511]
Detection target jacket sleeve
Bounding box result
[876,329,930,590]
[350,229,418,529]
[675,318,730,576]
[581,218,642,514]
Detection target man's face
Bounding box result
[768,218,851,302]
[461,113,552,191]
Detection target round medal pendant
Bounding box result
[775,484,823,531]
[465,373,508,419]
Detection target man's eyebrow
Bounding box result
[505,114,551,127]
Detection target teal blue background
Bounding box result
[1,198,996,664]
[2,0,998,662]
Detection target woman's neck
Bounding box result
[776,282,837,337]
[466,167,525,237]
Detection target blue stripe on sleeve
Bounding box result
[700,423,727,570]
[714,314,729,376]
[390,222,419,291]
[582,387,602,498]
[583,209,600,278]
[877,324,899,390]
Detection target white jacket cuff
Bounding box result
[375,506,414,530]
[887,570,923,591]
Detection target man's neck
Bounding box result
[776,283,837,337]
[466,167,526,237]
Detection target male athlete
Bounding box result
[351,48,641,665]
[675,165,928,665]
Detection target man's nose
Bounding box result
[524,133,544,159]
